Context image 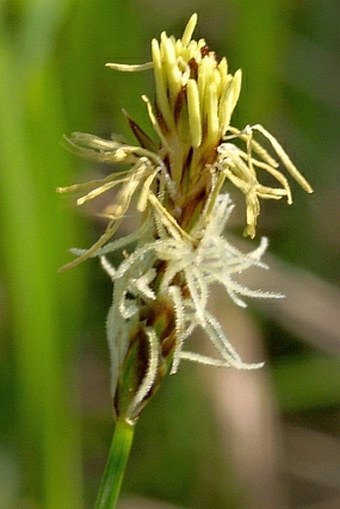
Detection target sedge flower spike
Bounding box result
[58,14,312,423]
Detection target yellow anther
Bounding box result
[181,13,198,46]
[187,79,202,147]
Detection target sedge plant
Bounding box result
[58,14,312,508]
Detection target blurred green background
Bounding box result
[0,1,339,508]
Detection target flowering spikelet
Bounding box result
[58,14,312,423]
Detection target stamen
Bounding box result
[181,13,198,46]
[187,79,202,147]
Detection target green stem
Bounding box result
[95,418,135,509]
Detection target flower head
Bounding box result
[78,193,279,421]
[58,14,312,422]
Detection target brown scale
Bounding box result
[124,110,156,152]
[188,57,198,80]
[114,296,177,420]
[200,44,210,57]
[178,182,210,232]
[173,87,186,124]
[113,324,149,418]
[154,100,170,135]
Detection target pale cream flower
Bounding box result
[58,14,312,421]
[59,14,312,271]
[73,193,282,420]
